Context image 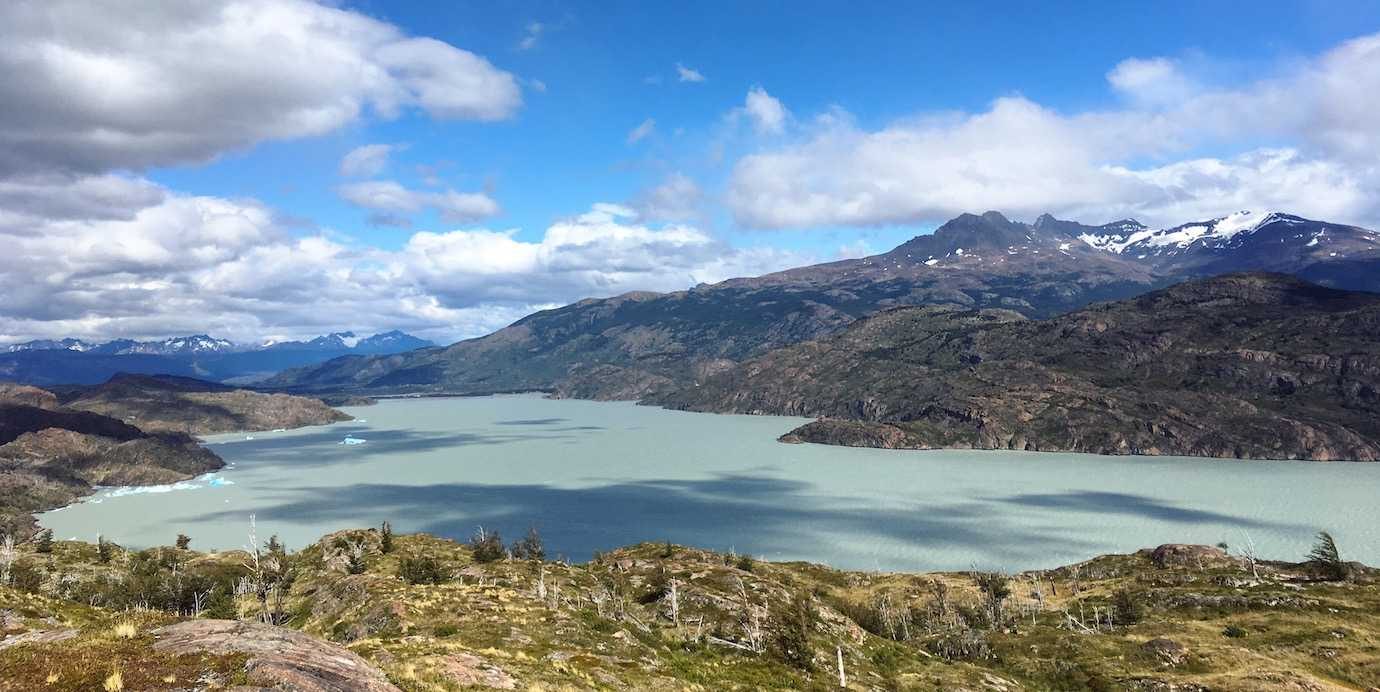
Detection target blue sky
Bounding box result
[148,1,1380,253]
[2,1,1379,343]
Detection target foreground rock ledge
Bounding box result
[151,619,399,692]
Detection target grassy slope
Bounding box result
[2,531,1377,691]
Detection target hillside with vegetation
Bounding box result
[0,526,1375,690]
[655,273,1380,461]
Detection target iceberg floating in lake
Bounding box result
[272,428,287,432]
[245,435,255,440]
[340,436,367,445]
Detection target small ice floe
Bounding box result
[207,476,235,487]
[245,435,256,440]
[272,428,287,433]
[340,436,367,445]
[356,419,367,423]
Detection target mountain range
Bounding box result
[0,330,433,386]
[2,329,431,356]
[268,210,1380,401]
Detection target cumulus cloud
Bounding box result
[0,177,806,343]
[403,203,806,308]
[339,144,398,177]
[338,180,500,226]
[627,118,657,144]
[676,63,706,83]
[1106,57,1199,106]
[742,86,789,134]
[727,32,1380,229]
[632,173,705,223]
[0,0,521,175]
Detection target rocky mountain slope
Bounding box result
[268,210,1379,402]
[56,373,351,435]
[1,530,1376,690]
[655,273,1380,461]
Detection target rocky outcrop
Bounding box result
[0,383,58,409]
[1144,544,1245,570]
[151,619,400,692]
[659,274,1380,461]
[0,387,228,535]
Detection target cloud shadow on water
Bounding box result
[194,472,1122,571]
[212,423,599,470]
[993,490,1307,532]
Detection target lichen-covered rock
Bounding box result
[151,619,399,692]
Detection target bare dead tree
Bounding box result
[1239,530,1261,579]
[0,534,15,586]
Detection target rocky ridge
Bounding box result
[655,273,1380,461]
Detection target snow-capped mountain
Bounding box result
[107,335,239,355]
[1073,211,1380,281]
[3,338,98,353]
[3,331,433,357]
[353,330,435,354]
[263,332,361,351]
[261,330,435,353]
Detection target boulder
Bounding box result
[1144,544,1244,569]
[151,619,398,692]
[1141,638,1188,666]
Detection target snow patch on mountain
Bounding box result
[1081,211,1290,254]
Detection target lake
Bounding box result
[37,395,1380,573]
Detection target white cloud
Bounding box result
[1106,57,1198,106]
[742,86,789,134]
[727,33,1380,229]
[632,173,704,223]
[338,180,500,225]
[518,22,544,50]
[0,179,806,343]
[676,63,706,83]
[627,118,657,144]
[403,203,806,308]
[339,144,398,177]
[0,0,521,175]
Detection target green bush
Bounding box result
[1307,531,1348,581]
[771,593,816,670]
[1222,624,1247,638]
[509,527,544,561]
[399,556,449,585]
[469,529,505,563]
[1111,589,1143,625]
[379,522,394,554]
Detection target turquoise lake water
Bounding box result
[38,395,1380,572]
